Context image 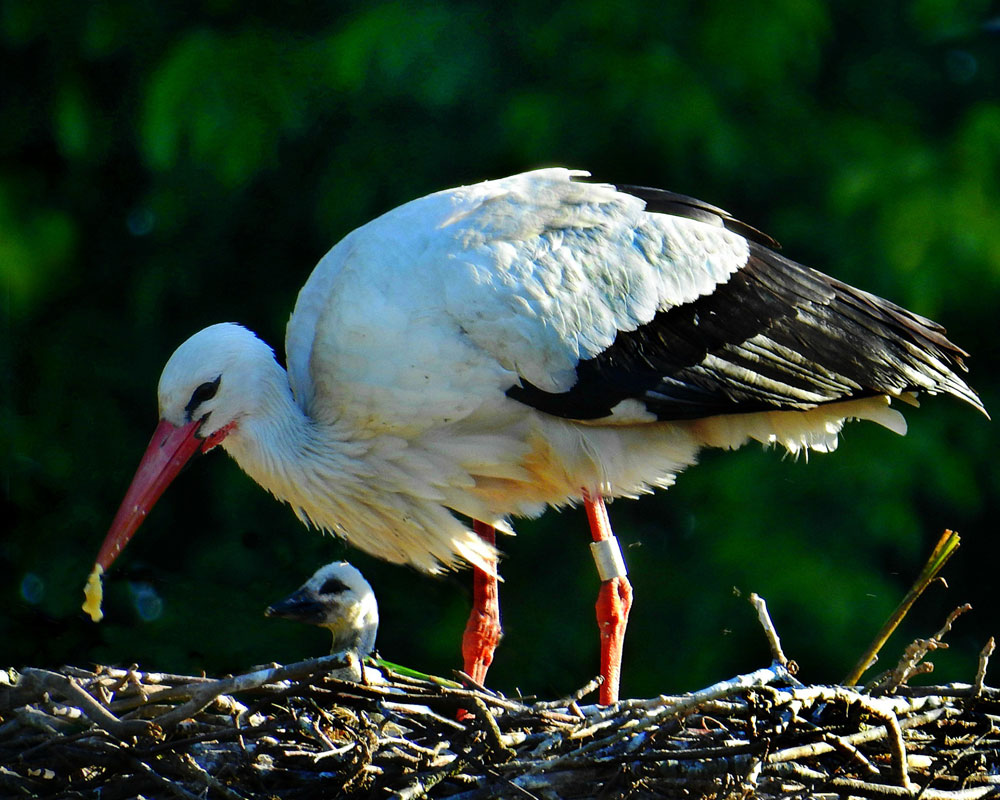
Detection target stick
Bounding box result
[19,669,152,738]
[845,529,961,686]
[973,637,995,697]
[749,593,790,668]
[153,652,355,728]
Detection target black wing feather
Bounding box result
[506,186,982,421]
[611,183,782,250]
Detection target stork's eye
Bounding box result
[185,376,221,418]
[318,577,350,596]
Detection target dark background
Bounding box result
[4,1,999,700]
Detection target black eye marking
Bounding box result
[185,376,221,420]
[318,577,350,596]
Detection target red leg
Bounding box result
[583,489,633,705]
[461,520,501,685]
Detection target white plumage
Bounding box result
[89,167,982,703]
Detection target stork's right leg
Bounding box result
[461,520,501,685]
[583,489,633,705]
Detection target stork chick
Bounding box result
[267,561,379,680]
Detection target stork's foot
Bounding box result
[461,521,501,686]
[461,600,501,685]
[596,574,633,705]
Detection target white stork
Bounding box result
[85,168,983,705]
[266,561,379,669]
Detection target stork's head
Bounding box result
[88,323,277,586]
[266,561,380,657]
[157,323,278,442]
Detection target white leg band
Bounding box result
[590,536,628,582]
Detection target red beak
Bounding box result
[94,418,205,571]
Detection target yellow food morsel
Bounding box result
[83,565,104,622]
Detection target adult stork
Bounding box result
[84,168,983,704]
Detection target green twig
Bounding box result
[373,658,463,688]
[844,530,961,686]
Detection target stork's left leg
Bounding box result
[583,489,633,705]
[461,520,501,685]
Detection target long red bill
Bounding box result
[94,417,204,571]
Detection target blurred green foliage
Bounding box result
[3,0,999,700]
